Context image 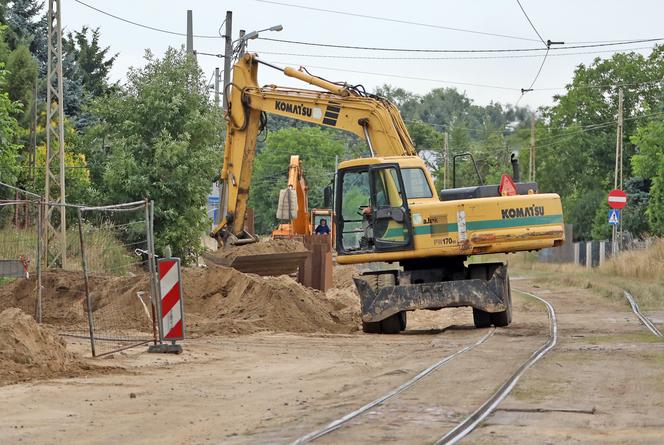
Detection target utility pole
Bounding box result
[45,0,66,268]
[214,67,220,107]
[529,112,536,182]
[613,88,624,253]
[238,29,246,57]
[219,11,233,223]
[443,132,449,189]
[186,10,194,56]
[222,10,233,111]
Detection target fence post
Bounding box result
[147,200,162,343]
[77,208,96,357]
[585,241,593,269]
[145,198,162,345]
[599,241,607,267]
[35,201,43,323]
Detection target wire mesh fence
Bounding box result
[68,201,158,357]
[0,182,160,357]
[0,196,42,320]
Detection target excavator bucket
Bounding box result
[203,251,310,276]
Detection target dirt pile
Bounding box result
[182,266,359,335]
[0,308,92,385]
[0,264,360,336]
[205,239,308,263]
[0,269,151,331]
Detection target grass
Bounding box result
[478,239,664,310]
[0,225,140,276]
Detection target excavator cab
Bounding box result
[336,161,414,255]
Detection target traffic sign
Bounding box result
[499,174,518,196]
[608,189,627,209]
[608,209,620,225]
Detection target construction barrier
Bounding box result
[157,258,184,341]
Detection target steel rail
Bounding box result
[434,289,558,445]
[289,328,496,445]
[624,290,663,337]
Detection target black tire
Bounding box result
[362,321,382,333]
[399,311,407,331]
[380,313,403,334]
[491,273,512,327]
[470,266,491,328]
[473,308,492,328]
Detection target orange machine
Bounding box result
[273,155,312,238]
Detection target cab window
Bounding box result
[401,168,433,199]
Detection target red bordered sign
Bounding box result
[157,258,184,341]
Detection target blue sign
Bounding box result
[608,209,620,225]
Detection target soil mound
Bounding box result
[0,308,91,385]
[183,265,359,335]
[0,264,360,336]
[0,270,151,331]
[206,239,307,263]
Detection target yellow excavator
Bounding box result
[212,53,564,333]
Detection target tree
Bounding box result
[0,56,21,185]
[631,120,664,235]
[86,48,222,260]
[5,44,37,124]
[64,27,117,98]
[249,127,345,234]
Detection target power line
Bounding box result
[257,36,664,53]
[515,0,547,46]
[254,0,539,43]
[250,45,655,61]
[73,0,221,39]
[196,50,664,94]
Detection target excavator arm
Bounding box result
[212,53,416,244]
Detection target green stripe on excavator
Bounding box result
[382,214,564,238]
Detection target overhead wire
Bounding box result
[73,0,222,38]
[515,0,547,46]
[253,0,539,42]
[256,36,664,53]
[250,45,655,61]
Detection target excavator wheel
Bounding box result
[491,273,512,327]
[361,273,406,334]
[470,267,492,328]
[362,311,406,334]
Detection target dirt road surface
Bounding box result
[1,277,663,444]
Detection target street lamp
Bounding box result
[235,24,283,56]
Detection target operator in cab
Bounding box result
[314,218,331,235]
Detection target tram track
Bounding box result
[289,287,558,445]
[624,290,663,338]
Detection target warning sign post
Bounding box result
[148,257,184,354]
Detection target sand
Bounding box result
[0,308,95,385]
[0,264,359,336]
[205,239,308,263]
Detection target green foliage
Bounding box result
[563,189,605,240]
[631,120,664,236]
[5,44,36,123]
[86,48,221,261]
[0,55,21,184]
[249,127,345,234]
[64,27,117,99]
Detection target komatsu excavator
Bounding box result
[212,53,564,334]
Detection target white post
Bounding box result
[586,241,593,269]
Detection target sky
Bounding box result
[62,0,664,110]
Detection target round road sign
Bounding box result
[608,189,627,209]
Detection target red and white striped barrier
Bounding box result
[158,258,184,341]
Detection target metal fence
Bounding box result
[0,182,160,358]
[0,194,43,321]
[71,200,158,357]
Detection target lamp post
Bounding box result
[235,24,283,57]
